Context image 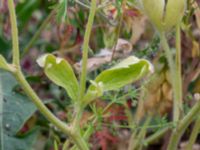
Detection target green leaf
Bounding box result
[0,71,38,149]
[3,129,38,150]
[0,55,12,72]
[37,54,79,101]
[84,56,153,104]
[95,56,152,90]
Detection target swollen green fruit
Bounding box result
[140,0,186,31]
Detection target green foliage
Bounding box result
[3,130,38,150]
[93,56,152,91]
[37,54,79,101]
[0,71,38,149]
[84,56,152,104]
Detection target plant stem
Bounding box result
[8,0,20,67]
[72,0,96,134]
[14,71,71,133]
[186,117,200,150]
[8,0,89,149]
[160,32,181,122]
[71,0,97,148]
[21,9,56,57]
[79,0,97,99]
[167,101,200,150]
[175,25,183,116]
[128,117,151,150]
[111,0,127,60]
[144,127,170,146]
[14,70,89,150]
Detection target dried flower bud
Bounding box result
[140,0,186,31]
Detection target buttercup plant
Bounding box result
[1,0,198,149]
[0,0,153,149]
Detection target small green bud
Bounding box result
[140,0,186,31]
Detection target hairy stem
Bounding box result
[167,101,200,150]
[160,32,182,122]
[186,117,200,150]
[175,25,183,116]
[79,0,97,99]
[111,0,127,60]
[13,70,89,150]
[144,127,170,146]
[8,0,20,66]
[71,0,97,148]
[14,71,71,134]
[128,117,151,150]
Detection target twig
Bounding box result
[8,0,20,66]
[167,101,200,150]
[144,127,170,146]
[111,0,127,60]
[175,25,183,117]
[160,32,181,122]
[186,117,200,150]
[79,0,97,99]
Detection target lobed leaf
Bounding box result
[0,71,38,149]
[37,54,79,101]
[84,56,153,104]
[94,56,153,91]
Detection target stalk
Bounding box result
[111,0,127,59]
[186,117,200,150]
[79,0,97,99]
[128,117,151,150]
[72,0,96,132]
[160,32,181,122]
[144,127,170,146]
[8,0,20,67]
[175,25,183,117]
[167,101,200,150]
[71,0,97,148]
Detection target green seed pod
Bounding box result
[164,0,186,30]
[141,0,165,31]
[140,0,186,31]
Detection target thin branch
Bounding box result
[8,0,20,66]
[186,117,200,150]
[160,32,181,122]
[167,101,200,150]
[79,0,97,99]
